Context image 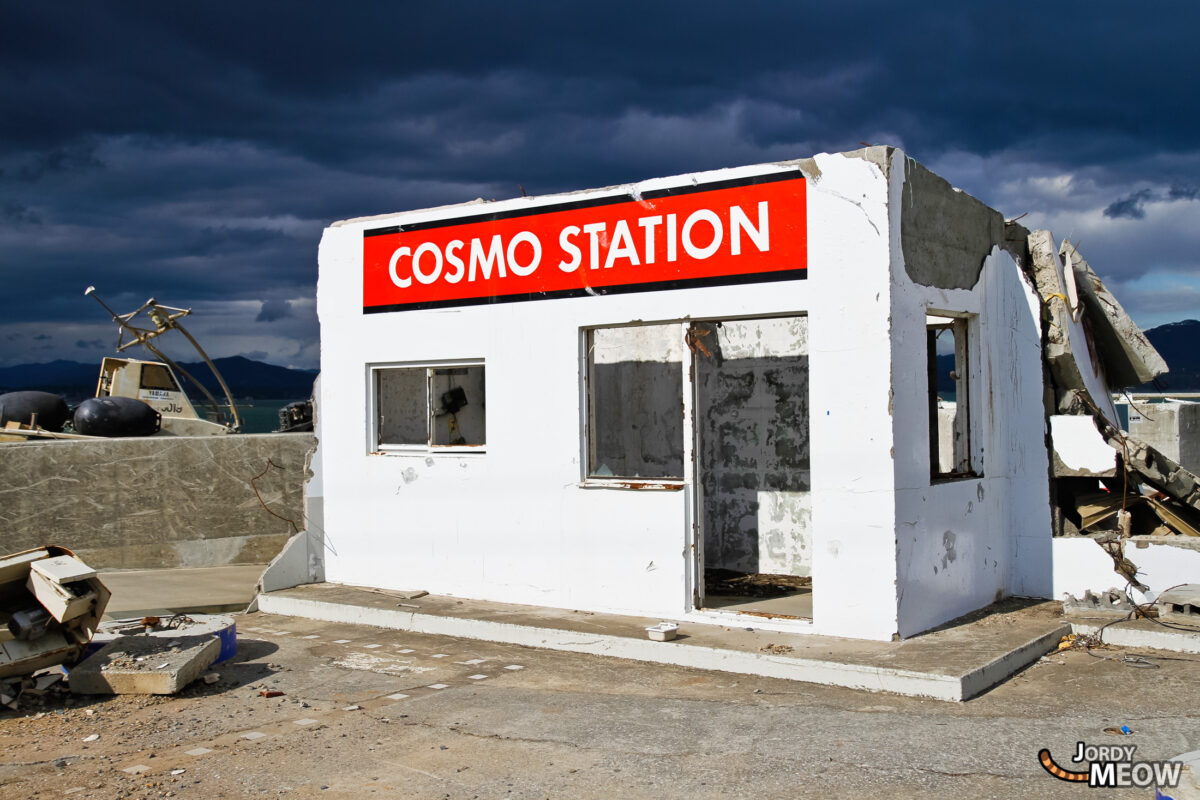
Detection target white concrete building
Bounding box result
[315,147,1059,642]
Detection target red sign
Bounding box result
[362,173,807,313]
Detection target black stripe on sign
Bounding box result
[362,268,807,314]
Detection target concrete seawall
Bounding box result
[0,433,315,570]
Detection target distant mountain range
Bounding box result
[1139,319,1200,392]
[2,319,1193,403]
[0,355,317,401]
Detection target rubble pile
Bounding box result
[1023,231,1200,542]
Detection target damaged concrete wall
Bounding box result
[0,433,313,569]
[1054,537,1200,607]
[695,316,811,576]
[1127,401,1200,475]
[889,160,1053,637]
[900,157,1006,291]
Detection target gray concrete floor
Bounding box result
[3,610,1197,799]
[703,589,813,618]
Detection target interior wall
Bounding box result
[696,316,811,576]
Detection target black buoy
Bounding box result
[0,391,71,432]
[72,396,162,437]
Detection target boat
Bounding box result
[0,289,242,440]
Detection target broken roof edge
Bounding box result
[895,154,1009,291]
[328,146,903,229]
[1060,239,1168,387]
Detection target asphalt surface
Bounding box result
[1,611,1197,799]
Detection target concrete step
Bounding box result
[258,583,1069,702]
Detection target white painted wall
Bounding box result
[317,152,902,640]
[805,154,898,640]
[318,149,1073,641]
[1053,537,1200,605]
[887,169,1052,637]
[1050,414,1117,475]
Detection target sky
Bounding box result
[1,3,1197,370]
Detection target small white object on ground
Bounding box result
[645,622,679,642]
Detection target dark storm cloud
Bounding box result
[1105,189,1154,220]
[256,299,294,323]
[17,144,105,183]
[1,2,1198,367]
[1104,185,1200,220]
[2,201,41,225]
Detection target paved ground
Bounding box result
[101,566,264,617]
[1,611,1198,799]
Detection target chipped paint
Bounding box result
[697,317,811,576]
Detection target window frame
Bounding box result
[580,323,688,489]
[369,359,486,455]
[926,311,981,482]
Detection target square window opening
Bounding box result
[585,324,684,480]
[927,314,976,480]
[374,363,485,451]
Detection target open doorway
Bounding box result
[691,315,812,620]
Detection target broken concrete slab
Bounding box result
[1158,584,1200,617]
[1060,240,1168,388]
[1027,230,1120,423]
[1117,432,1200,512]
[1070,617,1200,654]
[1062,588,1135,617]
[68,633,219,695]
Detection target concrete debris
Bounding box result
[1063,589,1135,616]
[1067,489,1200,538]
[1032,223,1200,556]
[1157,585,1200,617]
[91,613,239,665]
[1027,230,1118,423]
[68,633,220,695]
[1097,539,1149,593]
[1060,240,1168,388]
[1,669,71,711]
[1100,425,1200,514]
